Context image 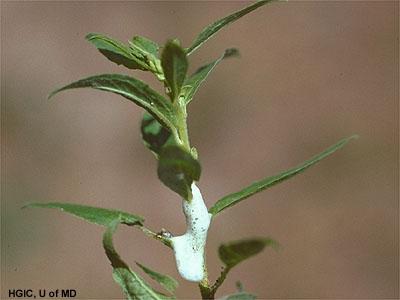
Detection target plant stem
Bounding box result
[211,267,230,297]
[171,96,213,289]
[199,281,213,299]
[199,267,230,299]
[199,257,212,299]
[174,97,191,151]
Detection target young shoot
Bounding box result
[26,1,357,299]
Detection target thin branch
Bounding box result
[210,267,230,295]
[136,225,173,249]
[199,266,230,299]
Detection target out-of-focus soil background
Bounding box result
[1,1,398,299]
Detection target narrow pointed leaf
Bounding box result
[186,0,275,55]
[157,145,201,201]
[86,33,148,70]
[136,262,179,294]
[219,237,278,269]
[24,202,144,226]
[161,40,188,100]
[141,112,174,157]
[48,74,176,132]
[103,221,174,300]
[209,135,358,216]
[182,48,239,105]
[220,292,256,300]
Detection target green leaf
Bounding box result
[130,35,160,58]
[103,220,130,268]
[129,36,164,80]
[136,262,178,294]
[220,292,256,300]
[208,238,277,297]
[86,33,149,70]
[113,269,174,300]
[209,135,358,216]
[161,40,188,100]
[219,237,278,269]
[24,202,144,226]
[186,0,276,55]
[182,48,239,105]
[103,221,173,300]
[141,112,174,157]
[157,145,201,201]
[48,74,176,132]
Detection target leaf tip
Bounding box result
[168,38,181,47]
[350,134,360,140]
[21,203,32,210]
[85,32,99,41]
[134,261,141,267]
[21,202,48,211]
[338,134,359,148]
[267,238,281,251]
[47,90,57,100]
[224,48,240,59]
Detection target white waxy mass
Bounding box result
[170,183,212,282]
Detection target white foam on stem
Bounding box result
[170,183,212,282]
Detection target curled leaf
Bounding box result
[136,262,178,294]
[141,112,174,157]
[157,146,201,201]
[103,221,174,299]
[48,73,177,133]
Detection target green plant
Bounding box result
[25,1,357,299]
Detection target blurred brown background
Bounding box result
[1,1,398,299]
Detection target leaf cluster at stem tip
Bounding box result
[27,0,359,299]
[47,0,279,202]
